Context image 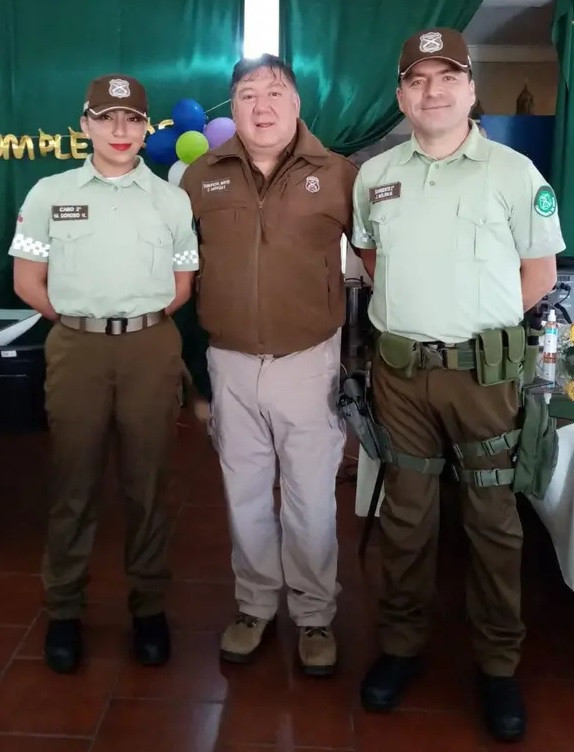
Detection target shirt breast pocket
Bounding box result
[456,198,508,262]
[138,222,174,279]
[368,202,401,255]
[198,202,246,247]
[49,221,94,274]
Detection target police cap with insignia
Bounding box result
[399,27,471,78]
[83,74,148,118]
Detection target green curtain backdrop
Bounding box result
[0,0,243,307]
[551,0,574,258]
[279,0,482,155]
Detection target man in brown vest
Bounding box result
[181,54,357,675]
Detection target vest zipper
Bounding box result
[238,158,267,352]
[255,199,264,350]
[246,155,297,352]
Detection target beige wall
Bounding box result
[472,61,558,116]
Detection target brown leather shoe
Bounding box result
[298,626,337,676]
[220,613,275,663]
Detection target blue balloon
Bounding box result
[172,98,206,134]
[145,128,178,165]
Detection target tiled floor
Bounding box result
[1,406,574,751]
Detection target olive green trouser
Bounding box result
[372,356,524,676]
[42,318,182,619]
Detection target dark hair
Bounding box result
[230,54,297,96]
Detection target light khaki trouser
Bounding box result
[207,332,345,627]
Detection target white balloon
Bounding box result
[167,159,188,185]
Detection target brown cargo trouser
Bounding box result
[372,355,524,676]
[42,318,182,619]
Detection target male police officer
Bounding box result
[352,29,564,742]
[181,54,357,675]
[9,74,198,673]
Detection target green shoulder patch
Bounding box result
[534,185,557,217]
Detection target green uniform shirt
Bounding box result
[9,156,199,318]
[352,121,565,343]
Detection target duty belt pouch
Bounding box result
[502,326,526,382]
[474,329,504,385]
[512,391,558,502]
[378,332,417,379]
[523,326,544,385]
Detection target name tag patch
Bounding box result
[51,205,89,220]
[369,182,401,203]
[202,178,230,195]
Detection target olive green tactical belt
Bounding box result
[451,428,521,488]
[453,429,522,460]
[381,426,520,488]
[372,324,547,488]
[370,421,445,475]
[393,453,445,475]
[418,340,476,370]
[406,344,522,486]
[451,465,516,488]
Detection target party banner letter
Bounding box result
[1,134,35,159]
[69,128,89,159]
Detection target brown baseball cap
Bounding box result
[83,74,148,118]
[399,28,471,77]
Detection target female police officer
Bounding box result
[9,74,198,673]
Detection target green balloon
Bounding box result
[175,130,209,164]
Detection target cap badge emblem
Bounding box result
[109,78,131,98]
[419,31,443,53]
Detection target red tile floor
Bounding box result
[0,406,573,751]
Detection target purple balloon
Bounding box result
[204,117,236,149]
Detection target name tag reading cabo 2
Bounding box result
[51,205,89,221]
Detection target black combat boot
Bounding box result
[133,612,171,666]
[44,618,82,674]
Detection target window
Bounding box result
[243,0,280,58]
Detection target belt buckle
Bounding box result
[420,342,445,370]
[105,317,128,335]
[475,468,498,488]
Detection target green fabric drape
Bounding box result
[0,0,242,398]
[0,0,243,306]
[551,0,574,258]
[279,0,482,155]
